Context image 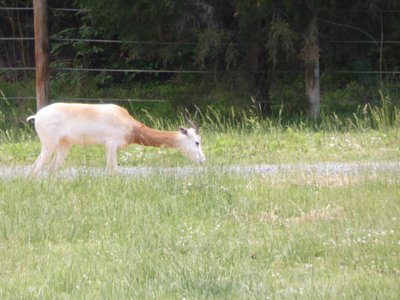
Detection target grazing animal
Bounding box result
[27,102,205,175]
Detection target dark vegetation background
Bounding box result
[1,0,399,122]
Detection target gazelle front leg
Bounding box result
[105,141,119,173]
[48,141,72,173]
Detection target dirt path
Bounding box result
[1,161,399,179]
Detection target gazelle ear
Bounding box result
[178,126,188,135]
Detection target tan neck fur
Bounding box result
[129,125,179,148]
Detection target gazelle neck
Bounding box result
[130,125,179,148]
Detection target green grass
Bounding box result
[0,102,399,298]
[0,170,399,299]
[0,128,399,168]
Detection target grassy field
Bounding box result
[0,168,399,299]
[0,111,399,298]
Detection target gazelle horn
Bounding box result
[185,114,199,133]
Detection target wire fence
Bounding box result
[1,6,400,105]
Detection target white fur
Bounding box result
[28,103,205,175]
[177,127,205,164]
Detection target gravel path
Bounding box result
[1,161,399,179]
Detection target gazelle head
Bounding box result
[177,119,205,164]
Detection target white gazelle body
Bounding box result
[27,102,205,175]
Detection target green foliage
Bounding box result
[267,18,299,65]
[3,0,400,118]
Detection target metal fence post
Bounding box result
[33,0,49,111]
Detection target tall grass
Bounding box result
[178,91,400,133]
[364,91,399,130]
[0,91,35,143]
[1,88,399,142]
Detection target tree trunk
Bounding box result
[254,71,271,116]
[250,44,271,117]
[303,16,320,118]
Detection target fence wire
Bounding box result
[1,6,400,104]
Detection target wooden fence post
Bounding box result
[33,0,50,111]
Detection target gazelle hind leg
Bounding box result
[31,143,56,176]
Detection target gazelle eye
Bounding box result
[195,142,200,146]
